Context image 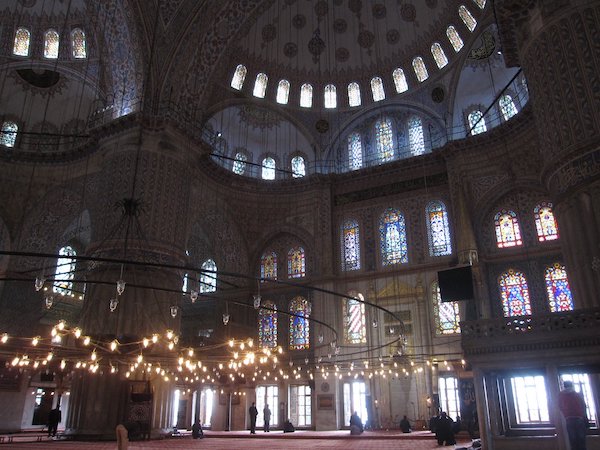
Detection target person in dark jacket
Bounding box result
[350,411,364,435]
[249,402,258,434]
[435,412,456,446]
[191,419,203,439]
[47,407,61,437]
[400,415,412,433]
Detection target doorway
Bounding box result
[256,385,279,429]
[342,381,367,428]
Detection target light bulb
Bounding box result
[35,277,45,291]
[190,290,198,303]
[109,297,119,312]
[223,313,230,325]
[170,305,178,318]
[116,279,126,296]
[253,294,261,309]
[318,334,324,344]
[45,296,54,309]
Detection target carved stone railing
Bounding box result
[461,308,600,356]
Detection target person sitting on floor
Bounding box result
[350,411,364,435]
[191,419,203,439]
[400,415,412,433]
[435,412,457,446]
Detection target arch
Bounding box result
[260,251,277,280]
[341,219,361,271]
[276,79,290,104]
[287,246,305,278]
[499,94,518,120]
[261,157,276,180]
[431,43,449,69]
[371,77,385,102]
[494,210,523,248]
[545,263,573,312]
[379,208,408,265]
[534,202,559,241]
[468,110,487,135]
[426,201,452,256]
[459,5,477,32]
[392,68,408,93]
[291,155,306,178]
[44,29,60,59]
[253,73,268,98]
[71,28,87,58]
[300,83,313,108]
[446,26,464,52]
[499,269,531,317]
[412,57,429,82]
[259,301,278,348]
[231,64,247,90]
[348,82,361,107]
[289,296,310,350]
[13,27,31,56]
[324,84,337,109]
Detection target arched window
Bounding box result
[431,43,449,69]
[348,82,361,107]
[494,210,523,248]
[1,121,18,148]
[412,57,429,82]
[71,28,87,58]
[289,296,310,350]
[13,27,31,56]
[276,80,290,104]
[44,29,60,59]
[291,156,306,178]
[446,26,464,52]
[408,116,425,155]
[200,259,217,293]
[288,246,306,278]
[379,208,408,265]
[53,246,76,295]
[432,281,460,334]
[545,263,574,312]
[253,73,268,98]
[344,291,367,344]
[182,273,189,293]
[261,157,276,180]
[231,64,247,90]
[341,219,361,271]
[468,110,487,135]
[375,118,394,162]
[534,202,559,241]
[371,77,385,101]
[324,84,337,109]
[260,251,277,280]
[232,152,247,175]
[499,269,531,317]
[259,301,278,348]
[499,94,518,121]
[300,83,313,108]
[459,5,477,32]
[472,0,486,9]
[393,68,408,93]
[426,201,452,256]
[348,132,363,170]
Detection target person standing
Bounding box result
[559,380,588,450]
[47,406,61,438]
[249,402,258,434]
[263,404,271,432]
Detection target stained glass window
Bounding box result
[431,43,449,69]
[472,0,486,9]
[13,27,31,56]
[408,116,425,155]
[393,68,408,93]
[288,247,306,278]
[446,26,464,52]
[379,208,408,265]
[432,282,460,334]
[426,201,452,256]
[260,251,277,280]
[44,29,60,59]
[231,64,247,90]
[534,203,559,241]
[495,210,523,248]
[499,269,531,317]
[276,80,290,104]
[468,110,487,135]
[545,263,574,312]
[53,246,76,295]
[348,82,361,107]
[71,28,87,58]
[341,219,361,271]
[259,301,278,348]
[371,77,385,102]
[412,57,429,82]
[289,296,310,350]
[375,118,394,162]
[253,73,268,98]
[348,132,363,170]
[499,94,518,121]
[459,5,477,32]
[0,121,18,148]
[291,156,306,178]
[200,259,217,293]
[300,83,313,108]
[344,291,367,344]
[324,84,337,109]
[232,152,247,175]
[262,157,276,180]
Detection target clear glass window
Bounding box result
[0,121,18,148]
[231,65,247,90]
[253,73,268,98]
[468,110,487,135]
[200,259,217,293]
[439,377,461,420]
[262,157,276,180]
[412,57,429,82]
[459,5,477,32]
[276,80,290,104]
[510,375,549,424]
[300,84,313,108]
[392,68,408,93]
[446,26,464,52]
[431,43,449,69]
[324,84,337,109]
[348,82,362,107]
[371,77,385,102]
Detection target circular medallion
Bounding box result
[321,382,330,392]
[401,3,416,22]
[292,14,306,29]
[333,18,347,34]
[431,87,445,103]
[335,47,350,62]
[315,0,329,17]
[284,42,298,58]
[372,3,387,19]
[386,29,400,45]
[348,0,362,14]
[357,29,375,49]
[316,120,329,133]
[262,24,276,43]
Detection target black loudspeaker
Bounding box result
[437,266,474,302]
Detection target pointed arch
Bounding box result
[71,28,87,58]
[344,291,367,344]
[379,208,408,265]
[494,210,523,248]
[44,29,60,59]
[289,296,310,350]
[259,301,278,348]
[534,202,559,241]
[426,201,452,256]
[499,269,531,317]
[260,251,277,280]
[288,246,306,278]
[231,65,247,90]
[545,263,574,312]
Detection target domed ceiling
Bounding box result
[234,0,462,81]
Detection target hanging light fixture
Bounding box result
[116,264,125,295]
[190,290,199,303]
[44,295,54,309]
[109,297,119,312]
[253,294,261,309]
[35,276,45,291]
[170,305,178,318]
[222,313,230,325]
